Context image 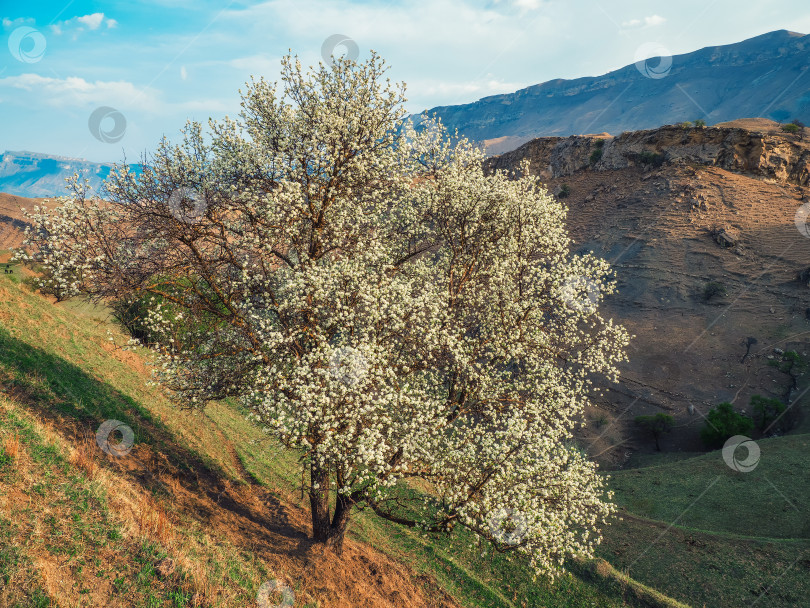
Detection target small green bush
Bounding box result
[700,402,754,448]
[781,123,801,134]
[693,119,706,127]
[589,148,603,165]
[558,184,571,199]
[635,413,674,451]
[637,151,666,168]
[679,121,692,129]
[750,394,786,431]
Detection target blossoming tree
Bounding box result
[17,52,630,573]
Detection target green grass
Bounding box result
[0,265,661,607]
[597,513,810,608]
[0,394,278,607]
[608,434,810,539]
[597,432,810,607]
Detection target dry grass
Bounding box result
[136,494,173,545]
[69,433,99,478]
[2,432,19,460]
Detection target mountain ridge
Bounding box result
[0,150,140,200]
[421,29,810,154]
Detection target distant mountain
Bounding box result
[421,30,810,154]
[0,151,138,199]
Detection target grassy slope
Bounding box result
[601,438,810,607]
[0,261,647,607]
[10,252,804,608]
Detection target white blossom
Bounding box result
[15,51,630,573]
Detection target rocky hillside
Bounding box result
[0,192,41,253]
[423,30,810,154]
[488,119,810,184]
[4,119,810,469]
[487,118,810,467]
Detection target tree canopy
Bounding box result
[17,51,630,575]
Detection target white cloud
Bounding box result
[513,0,543,10]
[2,17,35,28]
[621,14,666,29]
[0,73,230,115]
[180,66,188,80]
[228,54,281,75]
[77,13,105,30]
[408,77,529,102]
[219,0,559,108]
[52,13,118,37]
[0,74,160,110]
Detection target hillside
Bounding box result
[0,254,669,605]
[483,117,810,607]
[486,118,810,466]
[0,193,40,253]
[422,30,810,154]
[2,117,810,606]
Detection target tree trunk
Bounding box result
[325,494,352,554]
[309,463,352,554]
[309,463,332,542]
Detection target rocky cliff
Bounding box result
[487,120,810,186]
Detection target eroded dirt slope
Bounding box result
[489,119,810,466]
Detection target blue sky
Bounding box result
[2,0,809,163]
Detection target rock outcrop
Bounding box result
[486,122,810,186]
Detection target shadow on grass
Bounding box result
[0,325,309,548]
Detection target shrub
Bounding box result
[702,281,726,302]
[634,413,674,451]
[781,123,801,134]
[558,183,571,198]
[693,119,706,127]
[589,148,603,165]
[637,151,666,168]
[679,121,692,129]
[789,119,806,140]
[700,402,754,448]
[750,394,786,432]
